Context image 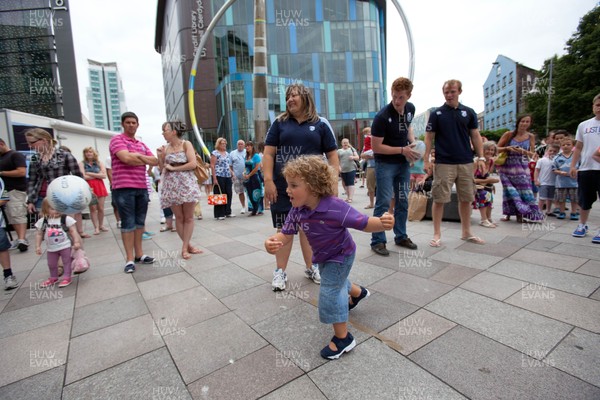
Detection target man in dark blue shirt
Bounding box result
[370,77,421,256]
[424,79,486,247]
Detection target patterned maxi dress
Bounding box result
[160,151,202,209]
[497,138,544,220]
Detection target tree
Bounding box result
[525,5,600,136]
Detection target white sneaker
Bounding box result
[272,268,287,291]
[304,265,321,284]
[240,207,245,215]
[4,275,18,290]
[160,217,166,224]
[116,221,121,228]
[8,242,19,251]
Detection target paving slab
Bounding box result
[205,240,260,259]
[146,285,229,329]
[506,285,600,333]
[260,375,327,400]
[509,248,588,271]
[430,264,481,286]
[410,326,600,400]
[370,271,453,307]
[137,271,200,301]
[429,248,503,270]
[71,292,148,337]
[0,295,74,339]
[63,348,191,400]
[425,288,572,357]
[187,345,303,400]
[3,278,77,313]
[347,260,396,286]
[253,301,370,373]
[181,252,230,275]
[229,250,276,270]
[0,319,70,387]
[489,259,600,297]
[459,271,523,300]
[524,238,562,251]
[163,312,267,384]
[309,337,466,400]
[456,240,522,258]
[192,263,265,298]
[0,365,65,400]
[547,328,600,387]
[576,259,600,278]
[65,314,164,384]
[380,309,457,355]
[591,287,600,301]
[220,283,303,325]
[74,273,138,308]
[551,241,600,261]
[348,291,418,334]
[130,257,186,283]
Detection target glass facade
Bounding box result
[210,0,386,147]
[0,1,63,119]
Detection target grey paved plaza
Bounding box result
[1,182,599,399]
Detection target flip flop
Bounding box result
[159,226,170,232]
[500,216,510,222]
[364,205,374,209]
[99,226,109,232]
[429,238,442,247]
[461,236,485,245]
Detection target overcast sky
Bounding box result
[70,0,598,152]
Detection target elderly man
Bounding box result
[230,139,246,214]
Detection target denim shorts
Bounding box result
[0,227,10,251]
[317,253,354,324]
[341,170,356,187]
[112,188,149,232]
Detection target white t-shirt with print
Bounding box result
[575,116,600,171]
[34,216,76,252]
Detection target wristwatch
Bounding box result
[477,157,486,161]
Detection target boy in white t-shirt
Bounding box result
[534,143,559,216]
[570,93,600,243]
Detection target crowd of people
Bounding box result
[1,83,599,362]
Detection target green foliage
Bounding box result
[524,5,600,135]
[480,129,507,143]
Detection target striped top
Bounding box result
[109,134,153,189]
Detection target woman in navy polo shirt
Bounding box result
[262,83,339,291]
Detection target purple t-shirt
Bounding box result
[281,196,369,264]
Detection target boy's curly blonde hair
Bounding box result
[282,155,337,198]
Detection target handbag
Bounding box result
[208,182,227,205]
[194,153,210,183]
[183,141,210,184]
[494,152,507,166]
[407,190,428,221]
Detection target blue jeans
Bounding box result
[317,253,354,324]
[371,160,410,247]
[112,188,149,232]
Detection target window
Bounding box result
[496,81,500,92]
[502,76,506,87]
[509,71,514,83]
[485,88,488,98]
[502,94,506,105]
[491,84,494,93]
[496,64,501,76]
[509,90,513,103]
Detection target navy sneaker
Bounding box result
[320,332,356,360]
[134,255,155,264]
[124,262,135,273]
[557,212,566,219]
[349,287,370,310]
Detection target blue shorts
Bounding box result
[316,253,354,324]
[341,171,356,187]
[0,227,10,251]
[112,188,149,232]
[538,185,555,201]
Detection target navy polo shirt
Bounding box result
[371,102,415,164]
[427,103,478,164]
[265,116,338,181]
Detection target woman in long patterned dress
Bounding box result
[157,122,203,259]
[496,114,544,222]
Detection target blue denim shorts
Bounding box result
[112,188,149,232]
[317,253,354,324]
[0,227,10,251]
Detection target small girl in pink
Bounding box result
[35,199,81,288]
